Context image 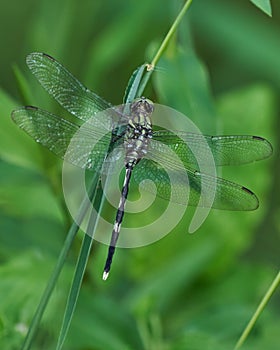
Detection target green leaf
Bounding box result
[64,290,141,350]
[20,173,99,350]
[28,0,78,57]
[234,270,280,349]
[56,234,93,350]
[83,0,163,93]
[12,65,35,106]
[209,84,275,268]
[0,252,71,350]
[173,331,232,350]
[126,236,221,312]
[249,0,272,17]
[123,64,147,103]
[154,47,217,134]
[0,161,62,221]
[192,1,278,82]
[0,89,43,171]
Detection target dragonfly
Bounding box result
[11,52,273,280]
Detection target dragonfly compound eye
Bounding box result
[143,99,154,113]
[131,97,154,115]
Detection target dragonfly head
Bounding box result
[131,97,154,116]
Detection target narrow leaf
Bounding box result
[123,64,146,104]
[56,167,111,349]
[250,0,272,17]
[234,270,280,349]
[12,64,35,105]
[56,234,94,350]
[154,48,217,134]
[0,88,43,171]
[21,173,99,350]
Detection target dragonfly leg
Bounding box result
[102,166,133,280]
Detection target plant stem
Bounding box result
[21,173,99,350]
[234,270,280,349]
[56,177,107,350]
[150,0,193,67]
[139,0,193,96]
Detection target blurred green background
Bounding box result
[0,0,279,349]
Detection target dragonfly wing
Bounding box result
[131,139,259,210]
[11,106,118,171]
[26,52,112,121]
[153,131,272,166]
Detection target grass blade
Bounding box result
[55,233,94,350]
[123,64,147,103]
[20,172,99,350]
[234,269,280,349]
[150,0,193,67]
[56,181,106,350]
[249,0,272,17]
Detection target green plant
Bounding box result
[0,1,278,349]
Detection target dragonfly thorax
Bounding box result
[124,98,153,167]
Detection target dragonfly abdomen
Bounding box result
[124,129,152,165]
[103,166,133,280]
[103,98,154,280]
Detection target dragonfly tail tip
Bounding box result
[102,271,109,281]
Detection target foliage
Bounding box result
[0,0,279,349]
[250,0,272,17]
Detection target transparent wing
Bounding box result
[153,131,273,166]
[11,106,122,171]
[26,52,111,121]
[131,139,259,211]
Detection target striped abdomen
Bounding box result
[103,98,154,280]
